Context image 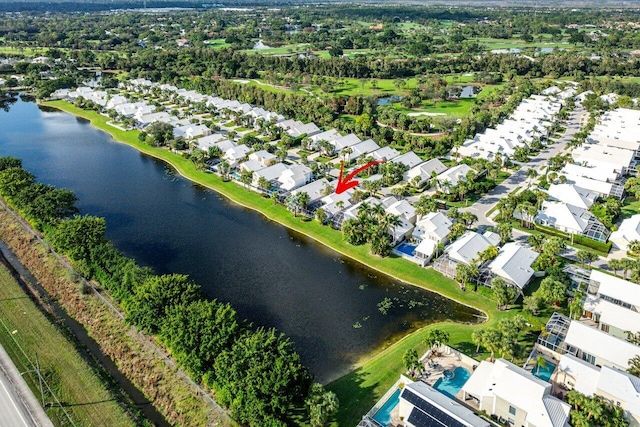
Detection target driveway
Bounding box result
[461,106,586,226]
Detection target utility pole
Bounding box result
[35,353,45,408]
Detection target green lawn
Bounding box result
[476,37,575,51]
[0,265,134,427]
[204,38,231,49]
[43,101,550,426]
[622,197,640,219]
[0,45,48,57]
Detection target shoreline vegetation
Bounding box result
[39,100,537,425]
[0,199,229,426]
[0,248,137,426]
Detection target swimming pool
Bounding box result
[395,242,416,257]
[533,361,556,382]
[371,388,401,426]
[433,367,471,399]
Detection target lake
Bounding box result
[0,98,481,383]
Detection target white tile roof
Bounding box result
[558,354,600,396]
[583,294,640,335]
[610,214,640,251]
[598,366,640,417]
[590,269,640,310]
[370,146,400,162]
[446,231,500,265]
[412,212,452,242]
[536,201,599,234]
[462,359,570,427]
[391,151,422,169]
[254,163,288,182]
[405,159,448,184]
[488,243,539,289]
[564,320,640,370]
[547,184,597,210]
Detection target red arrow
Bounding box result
[335,160,384,194]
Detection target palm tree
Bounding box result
[403,348,420,375]
[482,329,503,362]
[218,160,231,180]
[471,329,486,354]
[341,147,353,164]
[257,176,270,192]
[609,258,623,277]
[569,291,585,320]
[534,354,548,376]
[629,240,640,255]
[460,211,478,228]
[528,234,546,252]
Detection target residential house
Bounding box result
[536,201,610,242]
[223,144,252,168]
[562,320,640,371]
[291,178,331,205]
[136,111,173,128]
[610,214,640,251]
[333,133,361,153]
[557,355,640,426]
[196,133,226,150]
[398,380,490,427]
[488,242,539,290]
[412,212,452,262]
[403,159,448,187]
[582,269,640,338]
[105,94,129,110]
[437,164,472,192]
[445,231,501,266]
[391,151,423,170]
[287,122,321,138]
[462,358,571,427]
[370,146,400,162]
[277,164,313,192]
[173,124,211,140]
[239,160,265,173]
[309,129,341,146]
[349,139,380,162]
[382,196,417,224]
[547,183,598,210]
[253,163,289,187]
[248,150,277,168]
[343,197,413,243]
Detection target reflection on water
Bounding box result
[0,99,482,382]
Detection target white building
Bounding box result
[399,380,490,427]
[547,184,598,210]
[610,214,640,251]
[488,243,539,290]
[557,354,640,426]
[404,159,448,187]
[277,165,312,192]
[437,164,472,191]
[462,359,570,427]
[412,212,452,262]
[445,231,500,266]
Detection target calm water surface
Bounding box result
[0,99,481,382]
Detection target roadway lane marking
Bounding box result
[0,372,29,427]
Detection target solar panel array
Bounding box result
[402,389,469,427]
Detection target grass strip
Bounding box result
[0,263,134,426]
[0,206,232,426]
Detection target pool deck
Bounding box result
[415,346,479,401]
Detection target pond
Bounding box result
[0,97,482,382]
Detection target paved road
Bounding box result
[0,344,53,427]
[461,106,586,226]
